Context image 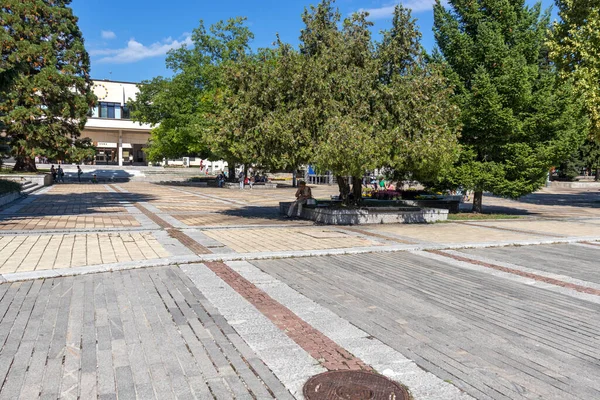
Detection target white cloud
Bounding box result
[101,30,116,39]
[359,0,444,19]
[90,35,193,64]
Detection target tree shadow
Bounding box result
[460,191,600,215]
[217,206,286,221]
[0,189,157,218]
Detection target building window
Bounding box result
[122,104,131,119]
[90,102,131,120]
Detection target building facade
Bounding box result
[83,79,228,173]
[84,79,152,166]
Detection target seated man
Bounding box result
[287,181,313,218]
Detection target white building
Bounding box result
[85,79,151,165]
[84,79,227,172]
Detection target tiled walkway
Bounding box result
[1,181,600,399]
[0,266,292,399]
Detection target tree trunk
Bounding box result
[13,156,37,172]
[337,175,350,203]
[596,167,600,182]
[352,176,362,205]
[227,160,236,182]
[472,191,483,213]
[292,170,297,188]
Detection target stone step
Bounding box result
[21,181,43,195]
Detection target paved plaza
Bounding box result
[0,181,599,399]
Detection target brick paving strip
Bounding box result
[204,261,373,371]
[584,241,600,247]
[428,249,600,296]
[132,202,212,255]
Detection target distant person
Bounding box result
[286,181,312,219]
[77,166,83,182]
[129,155,133,165]
[249,175,255,189]
[57,165,64,183]
[238,170,245,190]
[379,177,386,189]
[217,172,225,188]
[50,165,57,182]
[91,174,98,184]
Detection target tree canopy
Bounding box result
[549,0,600,140]
[129,17,254,169]
[433,0,587,212]
[0,0,94,171]
[222,1,461,200]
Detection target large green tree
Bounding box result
[226,1,460,201]
[130,18,254,174]
[0,0,94,171]
[434,0,586,212]
[549,0,600,179]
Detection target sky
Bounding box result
[71,0,555,83]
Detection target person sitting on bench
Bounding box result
[287,181,312,218]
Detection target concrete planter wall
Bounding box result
[0,174,52,186]
[280,202,448,225]
[550,181,600,189]
[225,182,278,190]
[0,191,21,207]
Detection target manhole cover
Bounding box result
[303,370,409,400]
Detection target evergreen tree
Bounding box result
[0,0,94,171]
[434,0,586,212]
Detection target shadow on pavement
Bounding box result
[1,188,157,217]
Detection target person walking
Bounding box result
[50,165,57,182]
[57,165,64,183]
[77,166,83,182]
[238,170,245,190]
[286,181,312,219]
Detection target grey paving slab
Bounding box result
[0,266,289,399]
[460,243,600,284]
[251,251,600,400]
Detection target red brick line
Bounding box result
[428,250,600,296]
[204,261,373,372]
[583,241,600,247]
[130,202,212,254]
[133,203,173,229]
[168,229,212,254]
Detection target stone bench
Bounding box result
[280,202,448,225]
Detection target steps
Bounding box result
[20,180,43,195]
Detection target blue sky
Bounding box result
[71,0,555,83]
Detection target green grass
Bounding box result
[0,179,21,195]
[446,213,524,221]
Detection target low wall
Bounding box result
[280,202,448,225]
[550,181,600,189]
[0,174,52,186]
[0,191,21,207]
[225,182,278,190]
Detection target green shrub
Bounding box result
[0,179,21,195]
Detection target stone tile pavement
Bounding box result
[0,232,169,274]
[0,181,600,399]
[0,266,293,399]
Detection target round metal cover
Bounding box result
[303,370,409,400]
